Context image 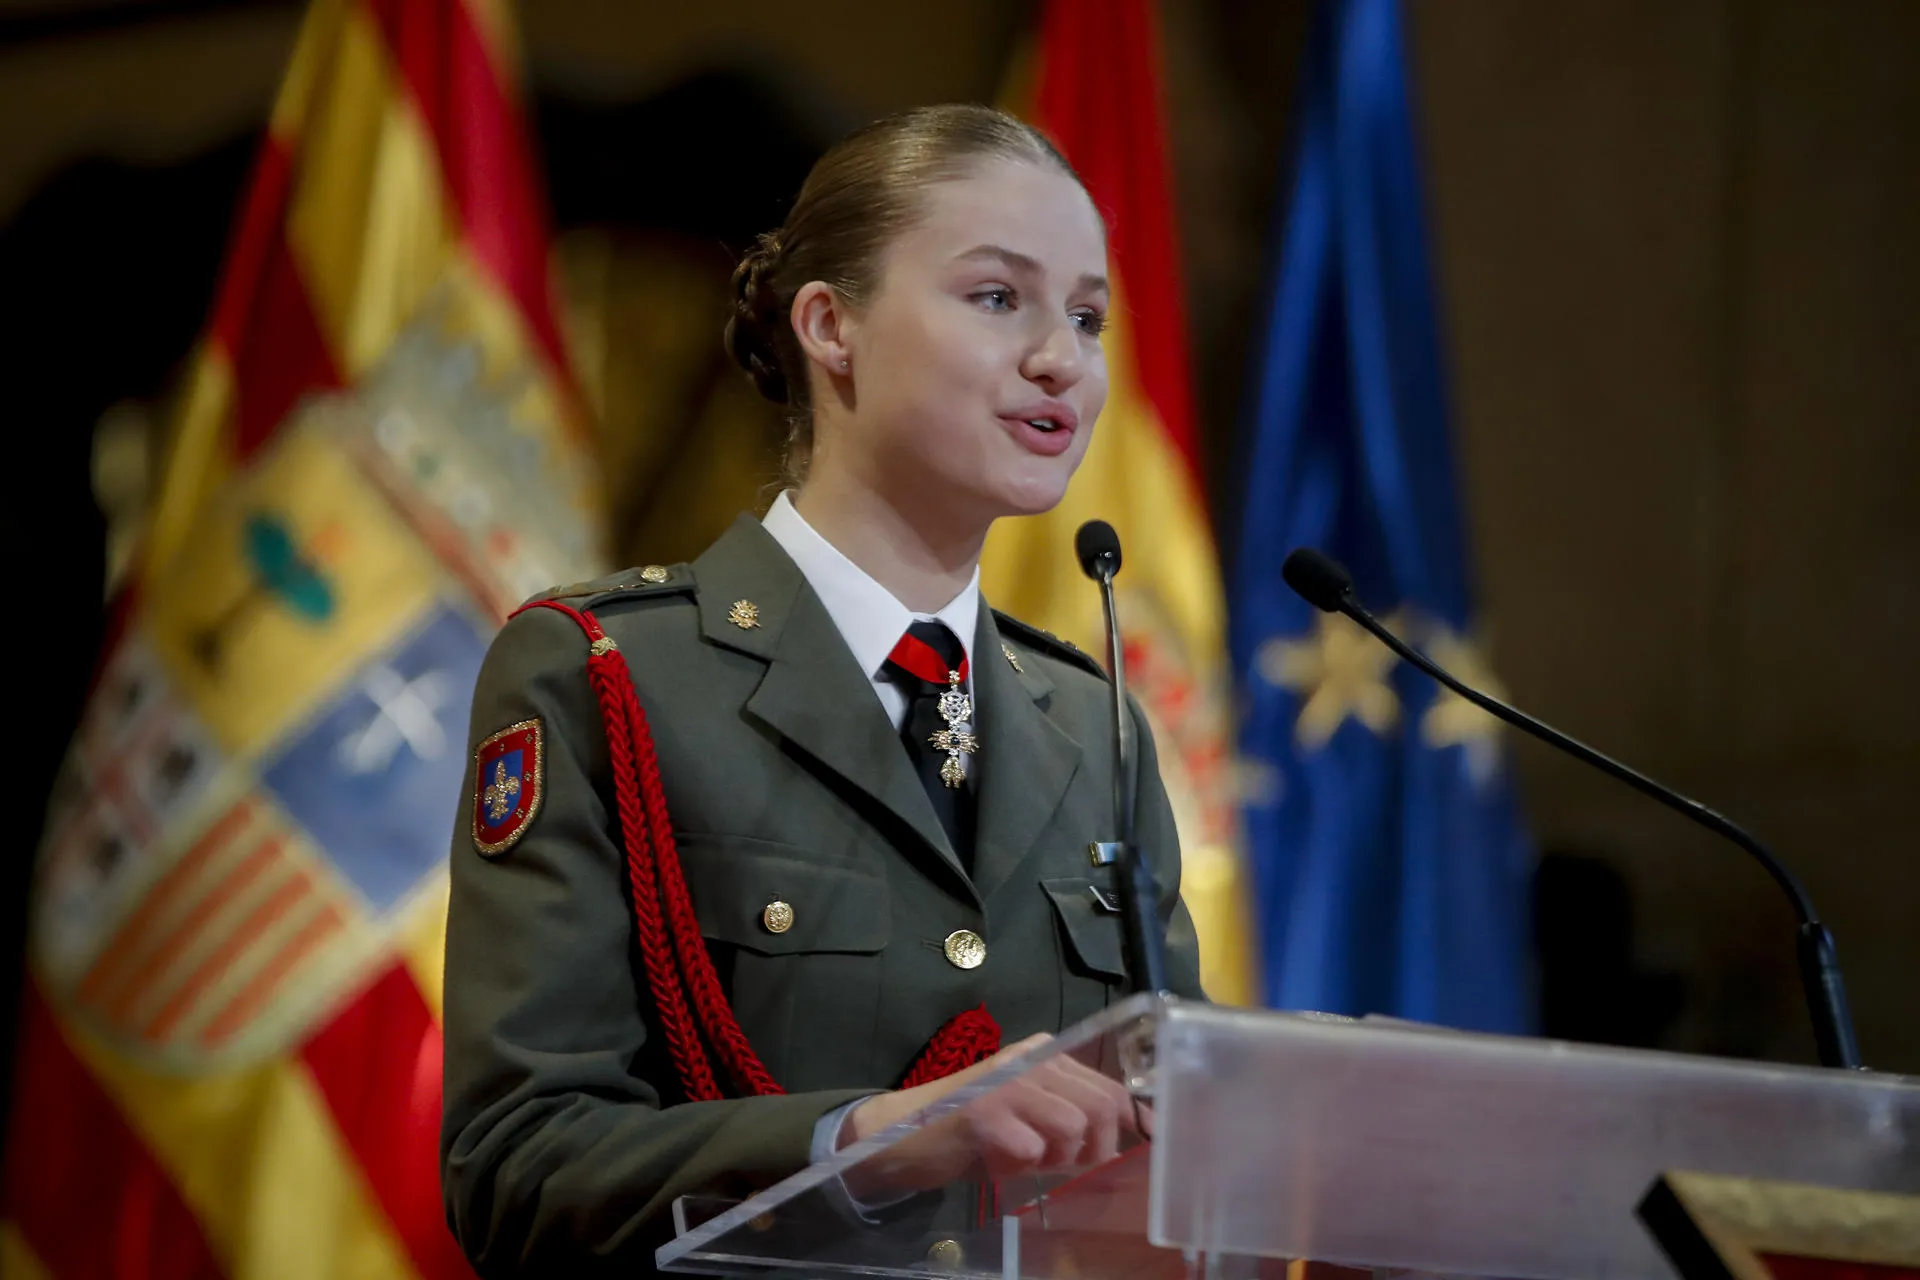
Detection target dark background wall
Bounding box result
[4,0,1914,1073]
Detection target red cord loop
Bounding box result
[512,600,1001,1101]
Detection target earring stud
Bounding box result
[839,358,849,371]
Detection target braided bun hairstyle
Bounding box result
[724,103,1082,485]
[724,232,791,407]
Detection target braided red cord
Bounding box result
[510,599,1003,1102]
[899,1006,1002,1089]
[624,683,783,1096]
[516,600,722,1101]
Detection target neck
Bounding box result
[791,469,986,614]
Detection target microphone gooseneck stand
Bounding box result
[1280,547,1862,1069]
[1076,520,1169,995]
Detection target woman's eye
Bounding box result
[973,287,1015,312]
[1073,309,1108,336]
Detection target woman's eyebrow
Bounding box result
[956,243,1108,294]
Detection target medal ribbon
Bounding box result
[886,632,969,687]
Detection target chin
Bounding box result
[984,461,1078,519]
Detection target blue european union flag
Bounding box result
[1231,0,1533,1032]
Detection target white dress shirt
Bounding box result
[761,490,979,733]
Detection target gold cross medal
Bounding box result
[929,672,978,788]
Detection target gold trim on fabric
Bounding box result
[472,717,544,857]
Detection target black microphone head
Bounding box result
[1075,519,1123,580]
[1282,548,1356,612]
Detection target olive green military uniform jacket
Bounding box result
[440,515,1205,1277]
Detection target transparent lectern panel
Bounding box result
[655,994,1188,1279]
[1151,1003,1920,1280]
[659,998,1920,1280]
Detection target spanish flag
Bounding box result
[985,0,1257,1003]
[5,1,596,1276]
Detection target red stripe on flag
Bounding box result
[201,135,344,458]
[199,903,345,1048]
[299,962,473,1280]
[3,982,225,1280]
[80,800,259,1012]
[1036,0,1202,483]
[208,136,295,359]
[223,228,342,455]
[364,0,576,399]
[139,854,310,1042]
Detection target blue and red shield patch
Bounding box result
[472,718,543,857]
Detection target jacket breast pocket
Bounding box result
[677,833,889,1090]
[1042,876,1129,1025]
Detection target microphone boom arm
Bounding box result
[1333,595,1861,1069]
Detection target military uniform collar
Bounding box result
[690,516,1081,904]
[692,516,976,894]
[759,490,980,687]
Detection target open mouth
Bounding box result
[1002,412,1079,457]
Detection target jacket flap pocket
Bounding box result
[678,834,889,956]
[1041,876,1127,980]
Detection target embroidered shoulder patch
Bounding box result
[472,718,543,857]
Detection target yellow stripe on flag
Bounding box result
[286,4,455,380]
[52,1006,414,1280]
[0,1223,53,1280]
[144,347,238,588]
[270,0,349,145]
[144,0,339,584]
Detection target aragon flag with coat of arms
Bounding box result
[4,1,599,1277]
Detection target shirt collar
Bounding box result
[761,490,980,681]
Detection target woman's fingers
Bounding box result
[1027,1062,1131,1166]
[846,1037,1145,1190]
[966,1058,1137,1174]
[843,1032,1054,1146]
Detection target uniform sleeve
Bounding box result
[440,606,872,1277]
[1127,693,1210,1002]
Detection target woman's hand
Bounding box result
[838,1034,1144,1197]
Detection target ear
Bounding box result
[790,281,858,381]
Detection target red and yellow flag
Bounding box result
[5,2,597,1276]
[986,0,1256,1003]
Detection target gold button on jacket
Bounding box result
[942,929,986,970]
[443,515,1206,1274]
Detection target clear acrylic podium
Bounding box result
[657,995,1920,1280]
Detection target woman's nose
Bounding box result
[1021,317,1086,391]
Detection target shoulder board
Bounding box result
[521,563,696,610]
[992,610,1107,681]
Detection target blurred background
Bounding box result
[2,0,1917,1272]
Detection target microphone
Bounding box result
[1076,520,1169,994]
[1280,547,1862,1069]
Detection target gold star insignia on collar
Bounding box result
[1001,643,1023,673]
[727,599,761,630]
